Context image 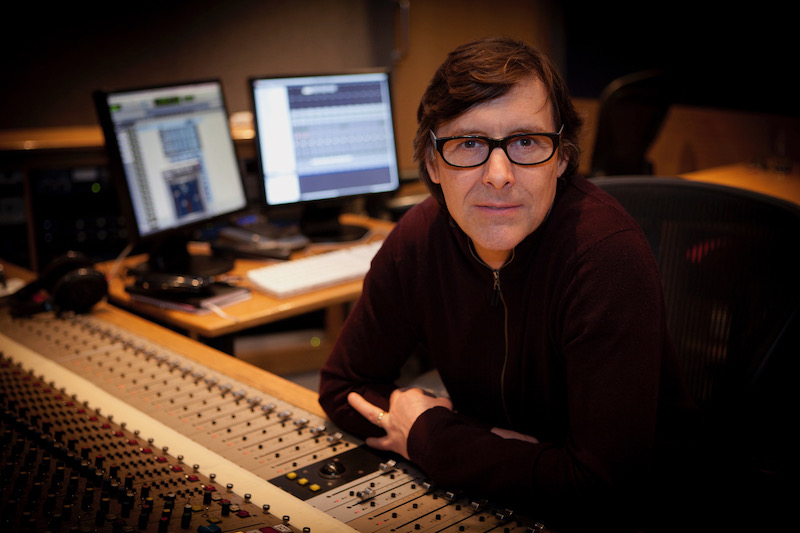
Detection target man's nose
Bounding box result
[483,147,515,189]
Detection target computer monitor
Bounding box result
[93,79,248,277]
[250,70,400,242]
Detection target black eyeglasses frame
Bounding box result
[430,124,564,168]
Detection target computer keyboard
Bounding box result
[246,240,384,298]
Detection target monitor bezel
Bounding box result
[93,78,249,248]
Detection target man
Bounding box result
[318,37,698,531]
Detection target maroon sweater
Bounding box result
[318,175,696,528]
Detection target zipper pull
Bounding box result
[491,270,502,306]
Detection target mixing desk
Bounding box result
[0,305,550,532]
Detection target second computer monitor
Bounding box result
[94,79,248,276]
[250,70,400,241]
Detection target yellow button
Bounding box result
[286,472,297,480]
[297,478,308,486]
[309,484,321,492]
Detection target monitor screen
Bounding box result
[250,71,400,241]
[94,80,247,276]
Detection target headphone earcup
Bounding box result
[9,251,108,316]
[39,251,95,290]
[50,268,108,314]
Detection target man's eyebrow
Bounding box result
[442,125,553,137]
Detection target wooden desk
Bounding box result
[680,162,800,206]
[0,260,35,287]
[97,214,394,346]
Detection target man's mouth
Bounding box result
[478,203,519,210]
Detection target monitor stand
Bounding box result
[130,235,234,279]
[299,204,368,243]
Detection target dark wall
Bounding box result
[562,3,797,117]
[1,0,396,129]
[4,1,795,132]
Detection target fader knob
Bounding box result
[181,503,192,528]
[357,487,375,501]
[220,499,231,516]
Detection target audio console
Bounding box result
[0,307,549,532]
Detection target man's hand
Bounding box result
[347,388,453,459]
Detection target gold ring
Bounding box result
[376,411,385,426]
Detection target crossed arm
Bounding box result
[346,388,538,461]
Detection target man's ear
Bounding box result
[426,156,441,184]
[557,154,568,178]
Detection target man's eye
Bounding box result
[513,136,538,148]
[459,139,482,150]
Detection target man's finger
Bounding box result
[347,392,384,425]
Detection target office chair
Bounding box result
[589,70,673,177]
[590,176,798,525]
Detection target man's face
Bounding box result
[426,77,567,269]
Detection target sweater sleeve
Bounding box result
[318,222,420,438]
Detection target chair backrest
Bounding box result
[591,175,798,533]
[589,176,800,417]
[590,70,673,177]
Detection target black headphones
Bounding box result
[10,251,108,317]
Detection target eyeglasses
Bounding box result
[430,124,563,168]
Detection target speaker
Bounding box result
[10,251,108,316]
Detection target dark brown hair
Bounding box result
[414,37,583,207]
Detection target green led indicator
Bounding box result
[155,96,180,106]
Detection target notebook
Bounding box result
[125,282,251,315]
